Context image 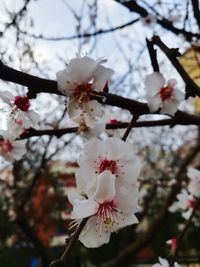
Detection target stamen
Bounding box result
[159,86,174,101]
[97,159,118,174]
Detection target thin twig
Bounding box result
[49,218,88,267]
[121,115,138,141]
[169,199,200,267]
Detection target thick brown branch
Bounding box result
[0,62,200,123]
[19,114,200,139]
[0,62,59,95]
[191,0,200,30]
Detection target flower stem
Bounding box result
[49,218,88,267]
[169,199,200,267]
[121,115,138,141]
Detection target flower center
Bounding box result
[159,86,174,101]
[96,200,123,233]
[187,199,198,208]
[74,83,92,103]
[109,119,119,125]
[0,140,13,153]
[97,159,118,174]
[14,96,30,112]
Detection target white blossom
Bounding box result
[144,72,184,115]
[68,171,139,248]
[77,113,105,139]
[187,167,200,198]
[75,137,142,196]
[56,56,114,126]
[169,190,196,219]
[0,91,40,135]
[0,129,26,162]
[153,257,180,267]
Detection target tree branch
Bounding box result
[191,0,200,31]
[152,35,200,98]
[18,18,140,41]
[115,0,200,42]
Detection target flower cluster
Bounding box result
[169,167,200,220]
[68,137,142,248]
[56,56,114,138]
[0,91,40,162]
[144,72,184,115]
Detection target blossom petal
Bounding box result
[93,65,114,92]
[161,100,178,115]
[147,94,162,112]
[68,56,97,83]
[71,198,98,220]
[79,216,110,248]
[144,72,165,97]
[0,91,14,105]
[94,171,116,203]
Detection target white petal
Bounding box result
[94,171,116,203]
[27,110,40,125]
[71,198,98,219]
[167,79,177,87]
[56,69,75,96]
[161,100,178,115]
[92,65,114,92]
[0,91,14,105]
[174,88,185,101]
[67,102,82,122]
[113,213,138,231]
[79,216,110,248]
[67,191,85,205]
[187,167,200,180]
[68,56,97,83]
[144,72,165,97]
[159,257,169,267]
[147,94,162,112]
[117,184,139,213]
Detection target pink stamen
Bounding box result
[73,83,92,103]
[14,96,30,112]
[159,86,173,101]
[0,140,13,153]
[188,199,198,208]
[109,119,119,125]
[97,159,118,174]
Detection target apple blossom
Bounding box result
[187,167,200,198]
[153,257,180,267]
[0,129,26,162]
[75,137,142,196]
[56,56,114,126]
[68,171,139,248]
[144,72,184,115]
[0,91,39,134]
